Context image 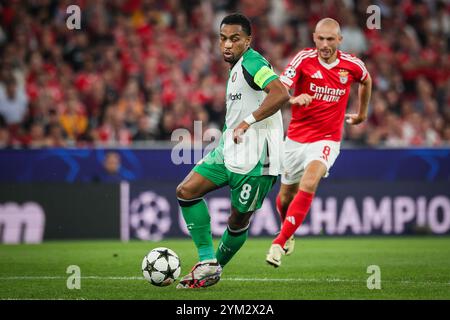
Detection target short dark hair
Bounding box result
[220,13,252,36]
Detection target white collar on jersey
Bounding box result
[318,57,340,70]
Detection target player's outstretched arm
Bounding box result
[233,79,289,143]
[345,73,372,125]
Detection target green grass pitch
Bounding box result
[1,237,449,300]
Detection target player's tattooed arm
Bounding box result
[233,79,289,144]
[346,73,372,125]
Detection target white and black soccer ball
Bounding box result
[142,247,181,287]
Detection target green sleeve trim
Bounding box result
[242,49,270,76]
[261,74,278,89]
[254,66,278,89]
[242,66,261,91]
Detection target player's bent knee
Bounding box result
[300,176,320,193]
[176,183,195,200]
[228,211,252,230]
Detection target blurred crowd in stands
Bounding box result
[0,0,449,148]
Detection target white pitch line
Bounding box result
[0,276,449,286]
[0,276,143,280]
[0,276,357,281]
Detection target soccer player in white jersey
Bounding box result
[266,18,372,267]
[175,13,289,288]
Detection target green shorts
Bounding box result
[193,148,277,213]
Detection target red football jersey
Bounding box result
[280,48,369,143]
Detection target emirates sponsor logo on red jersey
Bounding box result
[310,83,346,103]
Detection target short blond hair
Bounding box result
[315,18,341,36]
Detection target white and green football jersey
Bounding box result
[221,48,284,176]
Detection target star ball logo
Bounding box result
[284,67,296,79]
[130,191,171,241]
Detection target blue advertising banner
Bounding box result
[1,148,449,182]
[1,180,448,243]
[123,180,450,241]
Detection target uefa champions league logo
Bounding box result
[130,191,172,241]
[284,67,296,79]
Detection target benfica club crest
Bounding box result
[338,69,349,84]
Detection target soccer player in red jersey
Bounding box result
[266,18,372,267]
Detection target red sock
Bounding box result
[275,194,287,222]
[273,190,314,247]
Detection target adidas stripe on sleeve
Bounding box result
[280,49,317,88]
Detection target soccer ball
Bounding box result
[142,247,181,287]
